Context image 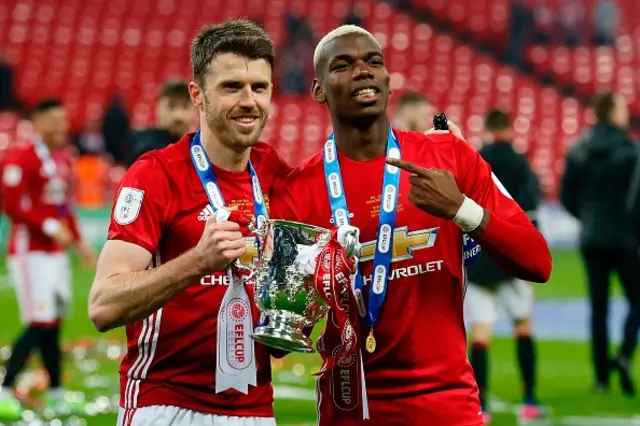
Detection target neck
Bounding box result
[38,136,57,152]
[199,125,250,172]
[333,115,390,161]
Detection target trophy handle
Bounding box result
[233,259,257,284]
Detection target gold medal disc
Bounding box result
[365,330,376,353]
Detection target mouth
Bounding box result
[231,115,260,129]
[351,86,381,104]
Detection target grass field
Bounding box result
[1,249,639,425]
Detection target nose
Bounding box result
[352,61,373,80]
[238,85,257,108]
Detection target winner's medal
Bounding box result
[323,128,400,354]
[365,329,376,353]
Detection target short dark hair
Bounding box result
[484,108,511,132]
[32,98,63,118]
[191,19,275,88]
[159,79,190,102]
[395,92,430,111]
[593,92,616,123]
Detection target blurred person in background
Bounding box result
[464,109,544,424]
[561,92,640,396]
[0,99,96,419]
[101,95,130,165]
[392,92,433,132]
[128,79,197,165]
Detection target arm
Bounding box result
[89,157,246,332]
[459,141,551,283]
[387,135,552,283]
[89,240,208,332]
[559,152,582,218]
[626,151,640,234]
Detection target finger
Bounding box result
[385,158,429,176]
[447,121,465,140]
[212,230,244,243]
[222,247,247,261]
[408,175,431,190]
[210,221,241,232]
[423,128,449,135]
[217,238,247,252]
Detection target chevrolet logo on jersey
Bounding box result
[359,226,439,263]
[239,238,259,267]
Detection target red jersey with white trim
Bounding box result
[107,133,289,416]
[271,129,524,426]
[1,142,81,255]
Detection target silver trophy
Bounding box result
[250,219,359,353]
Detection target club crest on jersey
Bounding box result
[114,187,144,225]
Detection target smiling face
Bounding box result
[189,52,273,150]
[312,32,390,124]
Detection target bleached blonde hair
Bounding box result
[313,25,381,72]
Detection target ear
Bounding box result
[311,78,326,104]
[189,81,204,109]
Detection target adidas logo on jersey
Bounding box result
[198,204,215,221]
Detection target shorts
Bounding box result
[7,251,71,325]
[117,406,277,426]
[464,279,533,324]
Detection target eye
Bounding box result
[222,82,243,92]
[368,58,384,66]
[331,62,349,72]
[252,83,269,92]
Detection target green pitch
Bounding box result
[0,249,639,425]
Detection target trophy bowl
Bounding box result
[252,219,333,353]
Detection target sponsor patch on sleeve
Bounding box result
[2,165,22,187]
[114,187,145,225]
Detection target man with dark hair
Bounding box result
[89,20,288,426]
[271,25,551,426]
[0,98,95,419]
[393,91,433,132]
[128,79,197,165]
[562,92,640,396]
[464,108,544,424]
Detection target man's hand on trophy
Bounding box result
[192,207,248,274]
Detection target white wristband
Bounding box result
[452,196,484,232]
[42,218,61,236]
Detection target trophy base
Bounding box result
[252,320,315,353]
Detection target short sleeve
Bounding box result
[455,136,524,220]
[107,156,170,254]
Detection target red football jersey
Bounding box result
[1,141,81,255]
[107,134,289,417]
[271,129,525,426]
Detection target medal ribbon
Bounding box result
[312,229,359,371]
[189,129,266,394]
[322,128,400,331]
